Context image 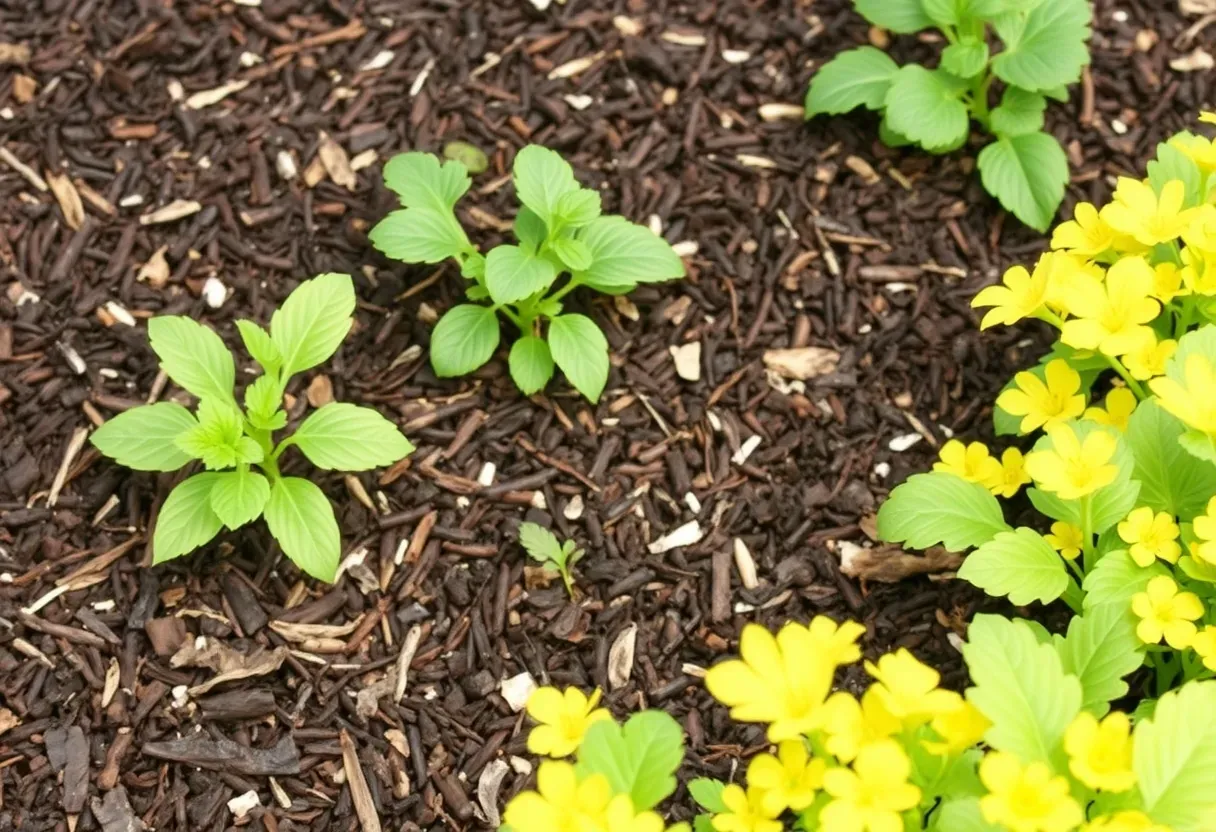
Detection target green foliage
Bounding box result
[1082,550,1169,610]
[1126,400,1216,521]
[576,711,685,812]
[957,527,1071,606]
[90,273,414,582]
[369,145,685,402]
[518,521,583,595]
[876,472,1010,552]
[805,0,1091,230]
[1054,604,1144,717]
[1133,681,1216,831]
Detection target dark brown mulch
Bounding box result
[0,1,1211,829]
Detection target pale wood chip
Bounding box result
[341,731,382,832]
[46,170,85,229]
[185,79,250,110]
[140,199,201,225]
[318,132,356,190]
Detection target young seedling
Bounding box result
[90,273,414,583]
[806,0,1092,231]
[518,521,583,596]
[368,145,686,402]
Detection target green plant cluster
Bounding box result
[369,145,686,402]
[806,0,1092,231]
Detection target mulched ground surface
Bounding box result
[1,0,1213,829]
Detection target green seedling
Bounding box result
[518,521,583,596]
[806,0,1092,231]
[368,145,686,402]
[91,273,414,582]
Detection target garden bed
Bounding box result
[0,0,1212,829]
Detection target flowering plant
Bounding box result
[878,113,1216,703]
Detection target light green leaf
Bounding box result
[513,145,580,228]
[555,189,602,227]
[1134,681,1216,831]
[209,470,271,530]
[269,273,355,378]
[291,403,414,471]
[548,314,610,403]
[957,527,1070,605]
[147,316,236,404]
[1166,323,1216,380]
[576,711,684,811]
[1082,549,1169,610]
[175,399,263,470]
[1180,430,1216,466]
[942,38,990,80]
[930,798,1003,832]
[575,216,685,292]
[369,207,471,264]
[244,374,286,431]
[382,152,470,213]
[235,320,282,373]
[485,244,558,304]
[990,87,1047,136]
[1125,399,1216,521]
[508,336,555,396]
[1057,604,1144,717]
[876,472,1009,552]
[922,0,968,26]
[429,304,500,377]
[91,403,198,472]
[962,614,1082,768]
[1148,142,1203,209]
[990,0,1091,92]
[805,47,900,115]
[519,522,566,569]
[883,66,970,153]
[442,141,488,175]
[551,237,593,272]
[153,473,224,564]
[854,0,934,32]
[264,477,340,583]
[514,207,548,252]
[977,131,1068,231]
[688,779,727,814]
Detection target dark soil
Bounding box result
[1,1,1212,829]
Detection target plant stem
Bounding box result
[1103,354,1147,400]
[546,274,584,304]
[1061,577,1085,614]
[1177,296,1197,339]
[970,70,994,127]
[496,304,525,331]
[1080,495,1097,574]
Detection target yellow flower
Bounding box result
[1152,262,1187,303]
[1052,202,1118,258]
[821,740,921,832]
[747,740,826,815]
[712,784,781,832]
[1192,625,1216,672]
[1044,521,1084,560]
[1150,353,1216,438]
[1123,333,1176,381]
[972,261,1050,329]
[503,761,613,832]
[1181,245,1216,295]
[1174,133,1216,174]
[1064,711,1137,792]
[933,440,1004,490]
[526,686,612,758]
[1083,810,1173,832]
[1201,111,1216,125]
[864,648,959,726]
[1117,507,1181,566]
[1185,204,1216,252]
[1059,256,1160,357]
[924,692,992,756]
[1043,252,1105,318]
[808,616,866,667]
[705,621,840,742]
[605,795,666,832]
[992,447,1032,498]
[996,359,1086,434]
[1132,575,1204,648]
[821,689,901,763]
[1024,422,1119,500]
[1103,178,1196,247]
[1083,387,1138,432]
[979,751,1084,832]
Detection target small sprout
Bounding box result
[518,522,583,596]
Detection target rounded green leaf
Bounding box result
[876,472,1010,552]
[990,0,1091,92]
[806,46,900,115]
[442,142,488,175]
[485,244,557,304]
[209,470,271,530]
[990,87,1047,137]
[1126,399,1216,521]
[1134,681,1216,831]
[957,527,1070,606]
[235,320,281,373]
[147,316,236,404]
[1057,605,1143,717]
[547,314,609,403]
[941,38,990,80]
[576,711,684,812]
[264,477,340,583]
[513,145,579,228]
[977,132,1068,232]
[369,207,471,264]
[153,473,225,564]
[551,238,593,272]
[883,66,970,153]
[430,304,501,378]
[291,403,415,471]
[854,0,933,33]
[269,272,356,377]
[509,336,555,396]
[556,189,602,227]
[383,152,470,212]
[91,402,198,471]
[1082,550,1169,611]
[575,216,685,292]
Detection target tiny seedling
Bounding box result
[91,273,414,583]
[368,145,686,402]
[518,521,583,596]
[805,0,1092,231]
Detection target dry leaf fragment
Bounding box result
[763,346,841,380]
[12,74,36,103]
[46,171,85,230]
[318,131,356,190]
[607,624,637,690]
[1171,47,1214,72]
[500,672,537,712]
[140,199,201,225]
[0,707,19,737]
[837,541,962,582]
[648,520,703,554]
[307,374,334,407]
[0,42,30,66]
[170,636,290,696]
[73,178,117,216]
[137,246,170,287]
[670,341,702,381]
[477,760,511,828]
